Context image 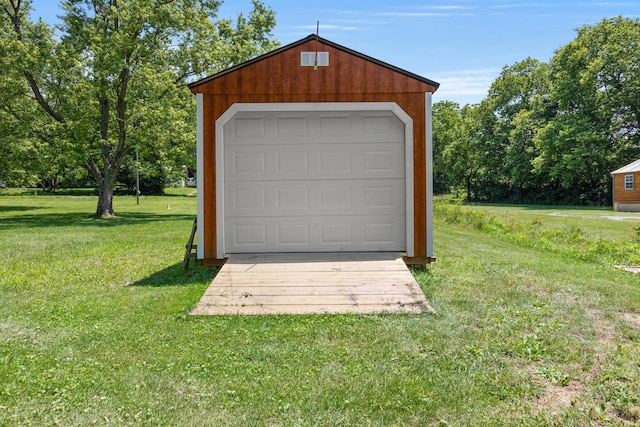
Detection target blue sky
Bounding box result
[30,0,640,105]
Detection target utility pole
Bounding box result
[135,147,140,205]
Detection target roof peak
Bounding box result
[188,34,440,91]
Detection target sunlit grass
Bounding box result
[1,192,638,425]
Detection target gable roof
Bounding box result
[611,159,640,175]
[188,34,440,90]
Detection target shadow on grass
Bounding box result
[0,205,46,213]
[461,201,613,212]
[0,212,196,229]
[0,188,97,197]
[130,262,217,287]
[160,192,197,198]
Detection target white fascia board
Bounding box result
[425,92,434,258]
[195,93,204,259]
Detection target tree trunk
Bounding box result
[95,165,120,217]
[88,148,127,218]
[91,91,125,218]
[96,184,114,217]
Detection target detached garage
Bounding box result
[189,34,439,266]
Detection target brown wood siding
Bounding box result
[192,40,436,96]
[192,38,436,263]
[613,172,640,204]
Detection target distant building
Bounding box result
[611,159,640,212]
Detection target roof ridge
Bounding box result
[188,34,439,90]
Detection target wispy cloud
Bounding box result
[491,3,555,9]
[429,68,500,97]
[332,18,392,26]
[592,2,636,6]
[377,12,457,17]
[375,4,475,18]
[296,24,360,32]
[414,5,475,11]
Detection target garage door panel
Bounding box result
[226,143,404,181]
[233,188,266,210]
[224,109,406,254]
[226,179,405,217]
[226,215,405,252]
[227,111,404,145]
[234,224,267,247]
[277,151,309,172]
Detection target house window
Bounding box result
[625,174,635,190]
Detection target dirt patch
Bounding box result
[528,308,617,416]
[589,308,616,347]
[536,381,582,414]
[622,311,640,328]
[601,216,640,221]
[614,266,640,273]
[0,321,39,342]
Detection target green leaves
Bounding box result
[434,16,640,206]
[1,0,278,213]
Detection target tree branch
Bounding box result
[23,71,66,123]
[6,0,66,124]
[87,157,103,185]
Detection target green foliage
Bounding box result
[434,102,484,200]
[0,0,278,215]
[630,224,640,243]
[434,16,640,206]
[536,366,571,387]
[434,198,640,266]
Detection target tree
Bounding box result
[432,100,461,194]
[0,0,277,216]
[437,103,484,201]
[479,58,551,201]
[533,16,640,205]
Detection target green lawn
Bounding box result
[1,192,639,426]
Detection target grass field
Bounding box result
[1,191,639,426]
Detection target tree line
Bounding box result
[433,16,640,206]
[2,4,638,212]
[0,0,277,216]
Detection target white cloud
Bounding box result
[491,3,555,9]
[429,68,500,99]
[297,24,360,31]
[415,5,475,10]
[377,11,455,18]
[375,4,475,18]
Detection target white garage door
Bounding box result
[223,109,406,253]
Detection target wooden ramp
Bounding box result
[191,253,433,315]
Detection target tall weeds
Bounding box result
[434,200,640,266]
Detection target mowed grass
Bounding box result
[1,192,639,426]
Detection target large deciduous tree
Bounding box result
[0,0,277,216]
[479,58,551,201]
[533,16,640,205]
[433,16,640,205]
[436,102,484,201]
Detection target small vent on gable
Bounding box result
[301,52,329,67]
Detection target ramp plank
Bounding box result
[191,253,433,315]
